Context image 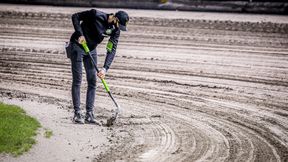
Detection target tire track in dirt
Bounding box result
[127,91,286,161]
[0,7,288,162]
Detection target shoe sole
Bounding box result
[73,120,85,124]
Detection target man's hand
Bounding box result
[78,36,86,44]
[97,68,106,79]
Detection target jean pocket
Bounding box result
[65,41,72,59]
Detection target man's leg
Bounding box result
[83,49,97,112]
[70,42,84,123]
[83,49,101,125]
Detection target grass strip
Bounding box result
[0,102,40,156]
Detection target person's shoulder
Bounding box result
[92,9,106,16]
[92,9,108,20]
[87,9,96,14]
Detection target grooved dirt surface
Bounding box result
[0,4,288,162]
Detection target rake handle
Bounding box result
[82,42,110,92]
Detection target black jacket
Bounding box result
[70,9,120,71]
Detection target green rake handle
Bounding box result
[82,42,110,92]
[82,42,120,126]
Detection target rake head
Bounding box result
[106,107,120,127]
[106,116,117,127]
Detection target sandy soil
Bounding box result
[0,96,109,162]
[0,4,288,162]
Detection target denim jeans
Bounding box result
[70,41,97,112]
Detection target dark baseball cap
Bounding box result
[115,11,129,31]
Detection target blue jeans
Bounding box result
[70,42,97,112]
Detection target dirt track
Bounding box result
[0,4,288,162]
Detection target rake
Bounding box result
[82,42,120,127]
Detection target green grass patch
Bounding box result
[44,129,53,138]
[0,102,40,156]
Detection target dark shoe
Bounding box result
[85,111,102,126]
[73,111,84,124]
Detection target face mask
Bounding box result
[111,21,119,30]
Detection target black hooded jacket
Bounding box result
[70,9,120,71]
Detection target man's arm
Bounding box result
[72,9,96,40]
[103,29,120,71]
